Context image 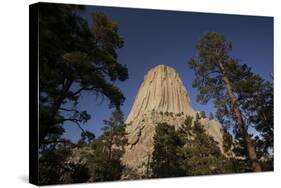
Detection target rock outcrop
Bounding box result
[126,65,195,123]
[122,65,227,178]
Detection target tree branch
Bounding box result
[71,86,96,97]
[58,118,86,133]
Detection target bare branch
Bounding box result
[71,86,96,97]
[56,118,86,133]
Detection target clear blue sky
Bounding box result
[62,5,273,142]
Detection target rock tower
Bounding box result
[122,65,226,178]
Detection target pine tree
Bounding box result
[77,131,96,147]
[38,140,76,185]
[188,32,262,171]
[39,4,128,146]
[151,116,237,177]
[101,110,128,161]
[178,116,234,175]
[38,4,129,184]
[243,80,273,155]
[85,110,128,182]
[241,80,273,170]
[150,123,185,178]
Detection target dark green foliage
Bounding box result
[179,117,235,175]
[245,81,273,156]
[85,138,124,182]
[229,158,252,173]
[151,123,185,178]
[188,32,263,133]
[188,32,273,171]
[195,112,200,120]
[38,4,129,184]
[65,163,91,183]
[200,111,206,118]
[77,131,96,146]
[101,110,128,161]
[39,3,128,146]
[151,117,238,177]
[260,156,274,171]
[39,110,128,184]
[85,110,128,182]
[38,141,74,185]
[188,32,230,104]
[222,128,233,154]
[176,113,182,117]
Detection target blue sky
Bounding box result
[62,6,273,142]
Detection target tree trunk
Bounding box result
[108,130,114,161]
[146,154,151,178]
[218,62,262,172]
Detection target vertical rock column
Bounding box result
[126,64,195,124]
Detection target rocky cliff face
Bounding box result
[122,65,226,178]
[126,65,196,123]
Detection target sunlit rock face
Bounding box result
[126,64,195,124]
[122,65,226,179]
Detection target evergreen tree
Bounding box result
[241,80,273,170]
[150,123,185,178]
[178,116,234,175]
[85,110,128,182]
[39,4,128,146]
[77,131,96,147]
[101,110,128,161]
[38,140,75,185]
[38,4,129,184]
[242,80,273,155]
[151,116,239,177]
[188,32,263,171]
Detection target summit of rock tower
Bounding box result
[126,64,195,123]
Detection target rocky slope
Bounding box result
[122,65,227,178]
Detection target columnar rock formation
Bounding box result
[126,65,196,123]
[122,65,226,178]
